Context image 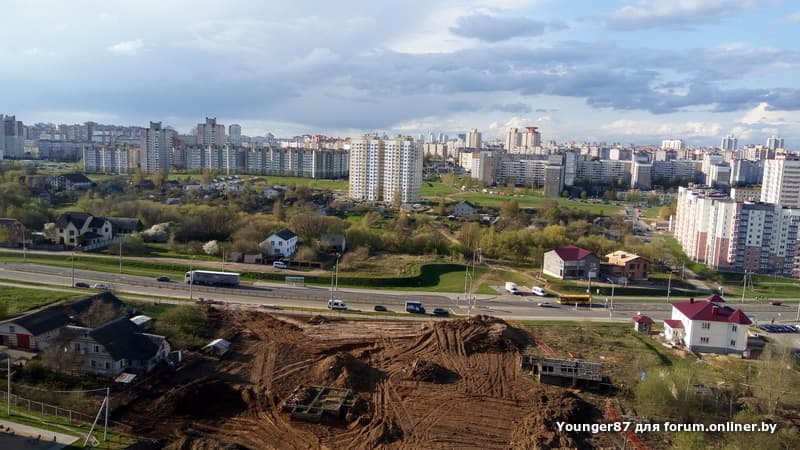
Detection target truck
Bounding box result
[185,270,240,287]
[505,281,519,295]
[405,300,426,314]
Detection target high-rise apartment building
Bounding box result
[661,139,685,150]
[720,135,737,151]
[520,127,541,149]
[504,127,519,151]
[761,154,800,208]
[228,124,242,145]
[766,135,784,151]
[0,114,25,159]
[466,128,481,148]
[140,121,175,174]
[196,117,225,146]
[349,136,422,204]
[82,145,132,174]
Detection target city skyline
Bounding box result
[2,1,800,146]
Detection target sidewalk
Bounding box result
[253,280,499,301]
[0,419,79,449]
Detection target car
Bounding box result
[273,261,288,269]
[156,276,171,282]
[373,305,388,312]
[74,282,90,288]
[769,301,783,306]
[537,301,555,308]
[432,307,449,316]
[91,283,109,290]
[327,299,348,310]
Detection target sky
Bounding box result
[2,0,800,147]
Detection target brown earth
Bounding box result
[116,310,605,449]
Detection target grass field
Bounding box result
[0,286,86,319]
[1,409,135,449]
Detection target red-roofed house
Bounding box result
[632,314,654,333]
[665,296,752,354]
[543,245,600,280]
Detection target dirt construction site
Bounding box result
[115,308,611,449]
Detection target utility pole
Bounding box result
[22,230,26,262]
[71,251,76,286]
[6,357,10,416]
[189,257,193,302]
[118,235,123,274]
[104,387,109,441]
[741,270,747,304]
[666,271,673,303]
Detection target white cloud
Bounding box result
[739,102,800,126]
[601,119,722,137]
[787,11,800,22]
[289,48,340,69]
[606,0,752,30]
[108,39,143,55]
[22,48,40,56]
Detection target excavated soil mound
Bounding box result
[410,359,460,383]
[314,352,383,391]
[307,315,329,325]
[510,386,596,449]
[163,436,249,450]
[156,379,247,419]
[376,419,404,444]
[436,315,532,354]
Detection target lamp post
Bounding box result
[188,256,194,302]
[22,229,26,263]
[607,278,616,315]
[118,235,123,274]
[71,251,76,286]
[667,271,673,303]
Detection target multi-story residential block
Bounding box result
[228,124,242,145]
[245,147,348,178]
[196,117,225,146]
[730,158,763,186]
[82,145,132,174]
[661,139,685,150]
[761,154,800,208]
[766,135,784,151]
[186,145,239,174]
[631,161,652,190]
[0,114,25,159]
[576,159,630,185]
[466,128,481,149]
[720,135,737,151]
[140,122,175,174]
[349,136,422,204]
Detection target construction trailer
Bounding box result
[521,355,610,389]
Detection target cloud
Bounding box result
[108,39,143,55]
[605,0,752,31]
[787,11,800,22]
[22,48,40,56]
[490,102,531,113]
[601,119,722,137]
[739,102,800,126]
[450,12,566,42]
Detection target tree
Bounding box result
[627,189,642,204]
[457,222,481,255]
[580,190,588,200]
[132,168,144,186]
[436,197,447,216]
[561,189,570,198]
[151,170,165,188]
[441,173,455,187]
[201,169,215,184]
[155,305,210,349]
[203,240,220,255]
[272,200,285,221]
[603,189,617,202]
[0,227,8,246]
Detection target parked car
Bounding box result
[373,305,388,312]
[91,283,109,290]
[537,301,555,308]
[74,282,90,288]
[273,261,288,269]
[156,276,171,282]
[769,300,783,306]
[432,307,449,316]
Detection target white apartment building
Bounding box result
[140,122,175,174]
[720,135,737,151]
[349,136,422,204]
[466,128,482,149]
[82,145,131,174]
[761,155,800,208]
[766,135,784,151]
[660,139,685,150]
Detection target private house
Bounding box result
[319,233,347,254]
[260,228,298,258]
[453,201,477,217]
[50,212,140,249]
[0,292,126,350]
[0,218,26,246]
[63,317,170,376]
[48,173,93,191]
[663,295,751,355]
[605,251,649,281]
[542,245,600,280]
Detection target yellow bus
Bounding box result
[557,294,592,305]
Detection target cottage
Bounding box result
[319,233,347,253]
[663,295,751,355]
[260,228,298,258]
[50,212,139,248]
[0,218,26,246]
[453,201,477,217]
[542,245,600,280]
[48,173,93,191]
[63,317,170,376]
[605,251,649,280]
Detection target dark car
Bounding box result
[374,305,388,312]
[769,300,783,306]
[74,282,90,288]
[432,307,449,316]
[156,276,171,282]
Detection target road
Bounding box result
[1,262,796,324]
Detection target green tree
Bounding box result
[151,170,165,188]
[580,190,588,200]
[272,200,285,221]
[561,189,570,198]
[627,189,642,204]
[457,222,481,255]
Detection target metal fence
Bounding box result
[0,391,132,433]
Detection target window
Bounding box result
[90,360,96,368]
[94,345,100,353]
[730,340,736,346]
[9,326,14,332]
[701,322,711,330]
[732,325,738,332]
[74,343,80,352]
[700,337,709,344]
[105,362,110,370]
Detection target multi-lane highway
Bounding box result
[1,262,796,324]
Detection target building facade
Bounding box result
[349,136,422,204]
[140,122,175,174]
[196,117,225,146]
[761,155,800,208]
[83,145,132,174]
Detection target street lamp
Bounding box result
[188,256,194,301]
[71,251,76,286]
[118,235,124,274]
[607,278,616,315]
[666,271,673,303]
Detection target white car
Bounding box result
[531,286,547,297]
[273,261,288,269]
[91,283,109,290]
[537,301,555,308]
[327,299,348,310]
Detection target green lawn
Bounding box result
[1,409,135,449]
[430,190,622,215]
[0,286,86,319]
